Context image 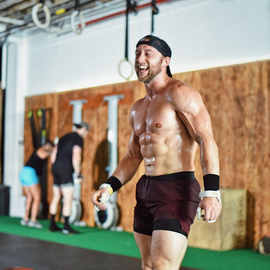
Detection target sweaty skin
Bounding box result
[93,44,220,221]
[92,43,221,270]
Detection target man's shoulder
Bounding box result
[59,132,79,142]
[167,79,199,97]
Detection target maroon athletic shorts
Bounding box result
[133,172,201,238]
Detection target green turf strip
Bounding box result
[1,216,270,270]
[184,247,270,270]
[0,216,141,258]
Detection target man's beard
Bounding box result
[136,58,163,83]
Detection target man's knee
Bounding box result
[141,261,152,270]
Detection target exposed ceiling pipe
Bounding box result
[0,0,173,39]
[84,0,172,27]
[0,16,25,26]
[48,0,173,37]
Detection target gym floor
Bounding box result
[0,232,198,270]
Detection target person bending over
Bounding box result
[49,122,89,234]
[19,140,54,228]
[92,35,222,270]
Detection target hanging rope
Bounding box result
[118,0,137,81]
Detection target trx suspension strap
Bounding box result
[38,108,47,146]
[28,110,40,149]
[38,108,52,219]
[28,108,52,219]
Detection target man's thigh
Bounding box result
[61,186,74,200]
[134,232,152,270]
[151,230,188,270]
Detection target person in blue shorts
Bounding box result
[19,140,54,228]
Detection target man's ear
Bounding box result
[164,56,171,67]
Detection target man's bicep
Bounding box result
[127,132,142,159]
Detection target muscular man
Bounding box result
[49,122,89,234]
[92,35,222,269]
[19,140,54,228]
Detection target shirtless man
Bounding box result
[92,35,222,269]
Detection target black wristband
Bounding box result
[76,173,83,179]
[203,174,220,191]
[106,176,122,192]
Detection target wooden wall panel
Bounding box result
[175,61,270,247]
[24,82,145,230]
[24,61,269,248]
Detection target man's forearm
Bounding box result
[200,139,219,176]
[111,154,142,186]
[72,156,81,174]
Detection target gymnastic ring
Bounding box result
[71,10,85,35]
[94,202,119,229]
[118,58,134,81]
[32,3,51,29]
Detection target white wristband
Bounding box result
[199,190,222,204]
[99,183,113,195]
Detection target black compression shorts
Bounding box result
[133,172,201,238]
[52,163,73,187]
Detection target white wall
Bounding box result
[3,0,270,216]
[3,37,27,216]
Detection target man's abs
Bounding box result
[139,130,197,176]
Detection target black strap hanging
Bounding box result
[39,108,48,146]
[118,1,137,81]
[125,0,137,61]
[28,110,40,149]
[28,108,52,148]
[151,0,159,35]
[28,108,52,219]
[74,0,80,12]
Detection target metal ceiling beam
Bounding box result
[0,16,25,25]
[0,0,37,18]
[0,0,26,10]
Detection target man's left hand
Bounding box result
[197,197,222,222]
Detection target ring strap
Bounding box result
[199,190,222,204]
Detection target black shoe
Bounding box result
[62,227,80,235]
[49,224,62,232]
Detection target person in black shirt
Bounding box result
[49,122,89,234]
[19,140,54,228]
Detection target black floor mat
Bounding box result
[0,232,198,270]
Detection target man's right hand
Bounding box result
[92,188,111,211]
